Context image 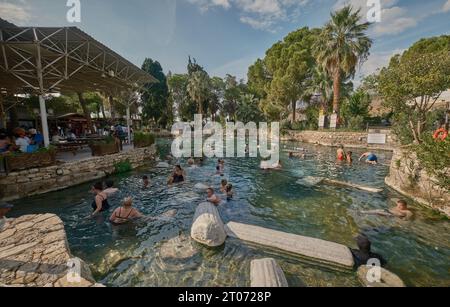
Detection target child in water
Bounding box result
[346,151,353,164]
[143,176,150,188]
[220,179,228,193]
[225,184,234,201]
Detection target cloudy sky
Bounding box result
[1,0,449,82]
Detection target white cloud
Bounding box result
[357,48,404,78]
[0,1,31,25]
[443,0,450,12]
[334,0,418,37]
[186,0,310,31]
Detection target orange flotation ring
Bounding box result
[433,128,448,141]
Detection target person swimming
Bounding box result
[91,182,110,216]
[225,184,234,201]
[103,180,119,198]
[337,145,346,162]
[389,199,414,219]
[187,157,195,166]
[359,152,378,165]
[220,179,228,193]
[350,234,387,268]
[143,176,150,188]
[168,165,186,185]
[109,197,143,225]
[206,188,221,206]
[346,151,353,164]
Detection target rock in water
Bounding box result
[96,250,130,276]
[156,162,170,168]
[251,258,289,287]
[157,234,200,272]
[194,183,210,192]
[191,202,227,247]
[357,266,405,287]
[296,176,324,187]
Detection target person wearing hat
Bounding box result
[29,128,44,147]
[0,203,13,231]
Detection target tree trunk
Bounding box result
[291,100,296,123]
[77,92,94,134]
[332,70,341,114]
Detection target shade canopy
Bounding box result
[0,19,157,95]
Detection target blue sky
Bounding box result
[1,0,449,83]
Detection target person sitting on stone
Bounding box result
[351,234,387,268]
[103,180,119,197]
[389,199,414,219]
[110,197,143,225]
[0,203,13,231]
[206,188,221,206]
[91,182,110,216]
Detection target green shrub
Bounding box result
[413,135,450,192]
[90,135,115,146]
[114,159,132,174]
[134,132,155,147]
[347,115,366,131]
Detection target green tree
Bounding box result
[236,94,264,123]
[187,70,211,115]
[341,89,371,130]
[314,6,372,114]
[378,50,450,143]
[141,58,169,127]
[223,75,241,121]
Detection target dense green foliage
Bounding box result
[133,131,155,147]
[114,159,133,174]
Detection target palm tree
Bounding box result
[187,70,211,115]
[307,67,333,110]
[314,5,372,115]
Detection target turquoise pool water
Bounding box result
[10,140,450,287]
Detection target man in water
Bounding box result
[351,234,387,268]
[0,203,13,231]
[206,188,221,206]
[346,151,353,164]
[359,152,378,165]
[104,180,119,197]
[389,199,414,219]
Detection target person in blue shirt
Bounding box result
[359,152,378,165]
[29,129,44,147]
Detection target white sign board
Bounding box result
[318,115,325,128]
[368,133,386,144]
[330,114,338,129]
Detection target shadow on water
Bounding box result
[9,139,450,287]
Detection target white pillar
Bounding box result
[126,105,131,145]
[39,95,50,147]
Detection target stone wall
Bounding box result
[0,214,101,287]
[0,145,157,201]
[385,147,450,217]
[282,130,397,151]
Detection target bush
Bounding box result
[413,135,450,192]
[347,116,366,131]
[114,159,132,174]
[134,132,155,148]
[90,135,115,146]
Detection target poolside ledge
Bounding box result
[0,214,101,287]
[225,222,354,270]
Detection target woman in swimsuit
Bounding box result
[110,197,142,225]
[91,182,110,216]
[168,165,186,185]
[337,145,346,162]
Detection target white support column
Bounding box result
[39,95,50,147]
[126,105,131,145]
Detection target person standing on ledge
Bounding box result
[0,203,13,231]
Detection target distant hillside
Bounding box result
[0,18,17,28]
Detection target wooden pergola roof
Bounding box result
[0,18,157,95]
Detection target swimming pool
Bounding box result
[10,140,450,287]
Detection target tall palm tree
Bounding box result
[187,70,211,115]
[314,5,372,114]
